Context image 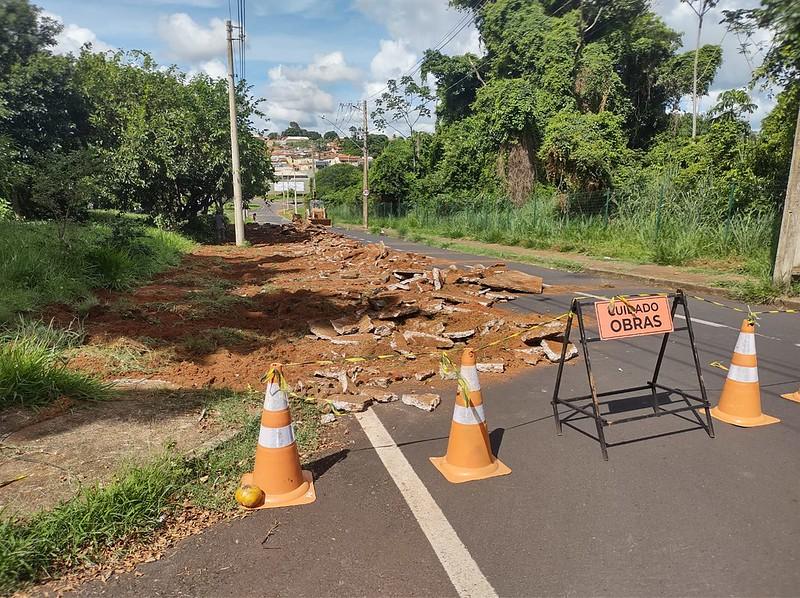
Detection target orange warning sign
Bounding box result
[594,296,674,340]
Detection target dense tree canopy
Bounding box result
[0,0,273,232]
[363,0,789,211]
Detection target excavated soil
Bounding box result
[1,222,567,517]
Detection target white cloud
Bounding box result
[263,65,334,132]
[282,51,360,82]
[41,11,113,55]
[157,13,226,62]
[363,38,418,97]
[353,0,481,55]
[188,58,227,79]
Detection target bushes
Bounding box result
[0,214,193,323]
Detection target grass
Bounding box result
[70,337,176,375]
[0,388,321,594]
[329,190,793,299]
[0,213,194,324]
[0,319,110,408]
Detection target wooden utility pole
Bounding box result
[225,20,245,245]
[362,99,369,229]
[773,105,800,286]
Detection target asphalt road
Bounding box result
[75,202,800,597]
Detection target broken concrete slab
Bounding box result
[432,267,443,290]
[414,370,436,381]
[329,333,375,346]
[515,347,545,366]
[390,333,417,359]
[401,393,441,412]
[443,329,476,341]
[480,318,505,336]
[481,270,544,294]
[541,338,579,363]
[476,362,505,373]
[403,330,455,350]
[376,303,420,320]
[320,413,336,425]
[361,387,398,403]
[330,313,374,335]
[325,393,373,413]
[309,319,338,340]
[340,271,360,280]
[521,320,567,345]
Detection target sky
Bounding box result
[36,0,775,134]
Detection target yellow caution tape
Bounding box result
[709,361,729,372]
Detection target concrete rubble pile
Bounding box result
[278,223,578,422]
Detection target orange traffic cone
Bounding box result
[781,388,800,403]
[238,364,316,509]
[430,348,511,483]
[710,320,779,427]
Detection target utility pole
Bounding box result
[362,99,369,229]
[225,20,245,245]
[773,105,800,286]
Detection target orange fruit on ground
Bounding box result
[235,484,265,508]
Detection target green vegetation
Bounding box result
[0,388,321,594]
[0,213,194,323]
[324,0,799,296]
[0,318,110,408]
[1,0,272,233]
[316,163,362,205]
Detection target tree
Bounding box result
[371,75,434,169]
[659,45,723,110]
[0,0,60,76]
[75,50,272,227]
[538,110,631,191]
[680,0,720,138]
[315,163,361,205]
[708,89,757,123]
[29,148,99,241]
[323,130,339,140]
[369,138,416,208]
[421,50,486,126]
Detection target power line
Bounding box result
[366,0,488,101]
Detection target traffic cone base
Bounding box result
[429,455,510,484]
[780,390,800,403]
[710,406,780,427]
[239,470,316,509]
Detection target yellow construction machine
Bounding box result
[307,199,331,226]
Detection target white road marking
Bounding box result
[674,314,730,329]
[355,409,498,598]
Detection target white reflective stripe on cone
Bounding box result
[727,364,759,383]
[460,365,481,392]
[452,403,486,426]
[258,424,295,448]
[263,382,289,411]
[733,332,756,356]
